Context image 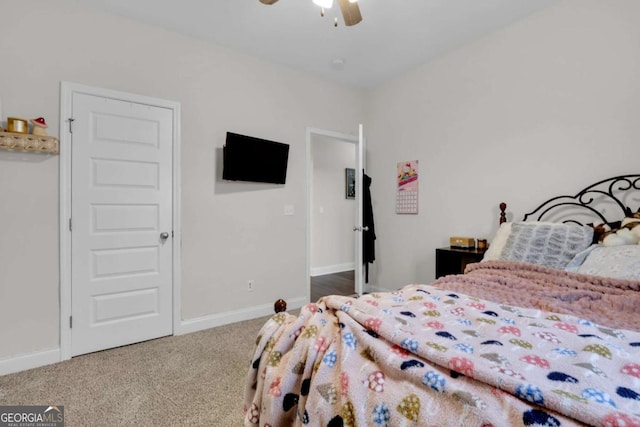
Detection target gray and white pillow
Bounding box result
[499,222,594,270]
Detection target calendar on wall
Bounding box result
[396,160,419,214]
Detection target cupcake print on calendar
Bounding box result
[396,160,418,214]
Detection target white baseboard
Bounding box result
[177,296,308,336]
[0,299,311,376]
[310,263,354,277]
[0,348,61,376]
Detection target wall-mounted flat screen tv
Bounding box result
[222,132,290,184]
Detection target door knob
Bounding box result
[160,232,170,241]
[353,226,369,232]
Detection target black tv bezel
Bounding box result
[222,132,289,184]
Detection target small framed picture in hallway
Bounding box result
[345,168,355,199]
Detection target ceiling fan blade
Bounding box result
[259,0,279,4]
[338,0,362,26]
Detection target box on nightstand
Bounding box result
[449,236,475,248]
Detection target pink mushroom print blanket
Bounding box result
[243,262,640,426]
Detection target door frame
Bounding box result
[58,81,181,361]
[306,127,364,300]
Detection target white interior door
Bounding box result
[354,124,365,295]
[70,92,173,356]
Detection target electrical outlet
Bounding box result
[248,280,254,292]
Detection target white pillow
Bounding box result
[482,222,512,262]
[577,245,640,279]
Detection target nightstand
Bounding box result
[435,247,486,279]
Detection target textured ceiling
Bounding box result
[79,0,559,89]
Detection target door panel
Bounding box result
[71,93,173,356]
[92,204,159,232]
[92,159,159,189]
[92,288,159,324]
[91,246,159,278]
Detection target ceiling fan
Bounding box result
[259,0,362,27]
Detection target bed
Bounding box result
[243,175,640,426]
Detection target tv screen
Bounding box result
[222,132,290,184]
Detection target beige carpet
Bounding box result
[0,315,273,426]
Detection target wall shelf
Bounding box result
[0,131,59,154]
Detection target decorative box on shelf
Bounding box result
[0,131,59,154]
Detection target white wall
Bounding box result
[0,0,363,362]
[2,0,639,369]
[365,0,640,289]
[311,136,356,275]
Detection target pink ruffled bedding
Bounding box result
[445,261,640,331]
[243,261,640,426]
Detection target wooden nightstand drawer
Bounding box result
[435,247,486,279]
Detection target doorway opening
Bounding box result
[306,127,362,303]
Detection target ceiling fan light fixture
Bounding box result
[257,0,361,27]
[338,0,362,26]
[313,0,334,9]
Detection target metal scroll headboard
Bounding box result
[520,175,640,226]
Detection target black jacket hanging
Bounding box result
[363,173,376,282]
